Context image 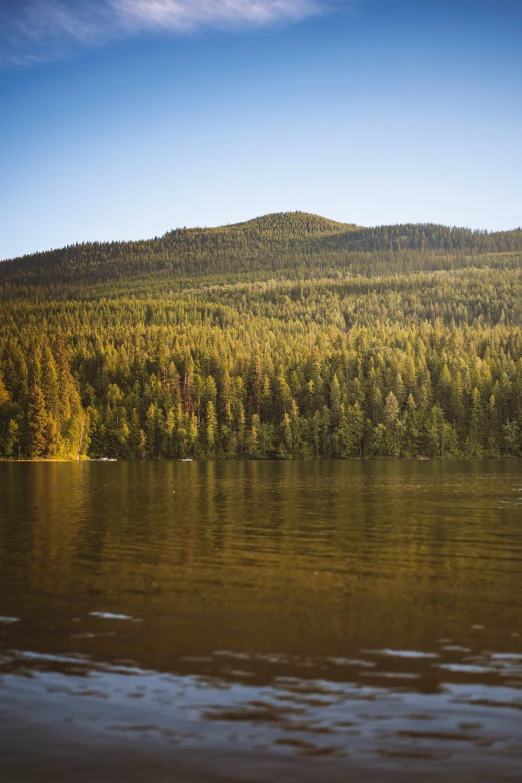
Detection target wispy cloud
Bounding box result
[1,0,324,66]
[0,2,117,65]
[115,0,321,31]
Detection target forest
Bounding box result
[1,212,521,460]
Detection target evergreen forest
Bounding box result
[1,211,522,461]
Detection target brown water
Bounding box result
[0,460,522,782]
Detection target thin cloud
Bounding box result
[0,0,324,66]
[115,1,321,31]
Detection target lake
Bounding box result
[1,460,522,782]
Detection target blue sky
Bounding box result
[1,0,521,260]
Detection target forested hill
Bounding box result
[2,211,522,293]
[1,212,522,462]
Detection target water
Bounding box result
[0,460,522,782]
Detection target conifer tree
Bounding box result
[27,384,48,458]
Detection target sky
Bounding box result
[1,0,521,260]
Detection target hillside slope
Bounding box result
[1,212,521,294]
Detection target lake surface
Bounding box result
[1,461,522,782]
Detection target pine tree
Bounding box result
[330,374,341,425]
[206,400,218,452]
[27,384,48,458]
[466,387,483,456]
[383,391,401,456]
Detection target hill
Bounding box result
[1,211,521,294]
[0,212,521,461]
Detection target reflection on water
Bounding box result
[0,461,521,781]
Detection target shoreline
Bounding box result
[0,456,519,463]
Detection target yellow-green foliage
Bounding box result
[0,214,521,459]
